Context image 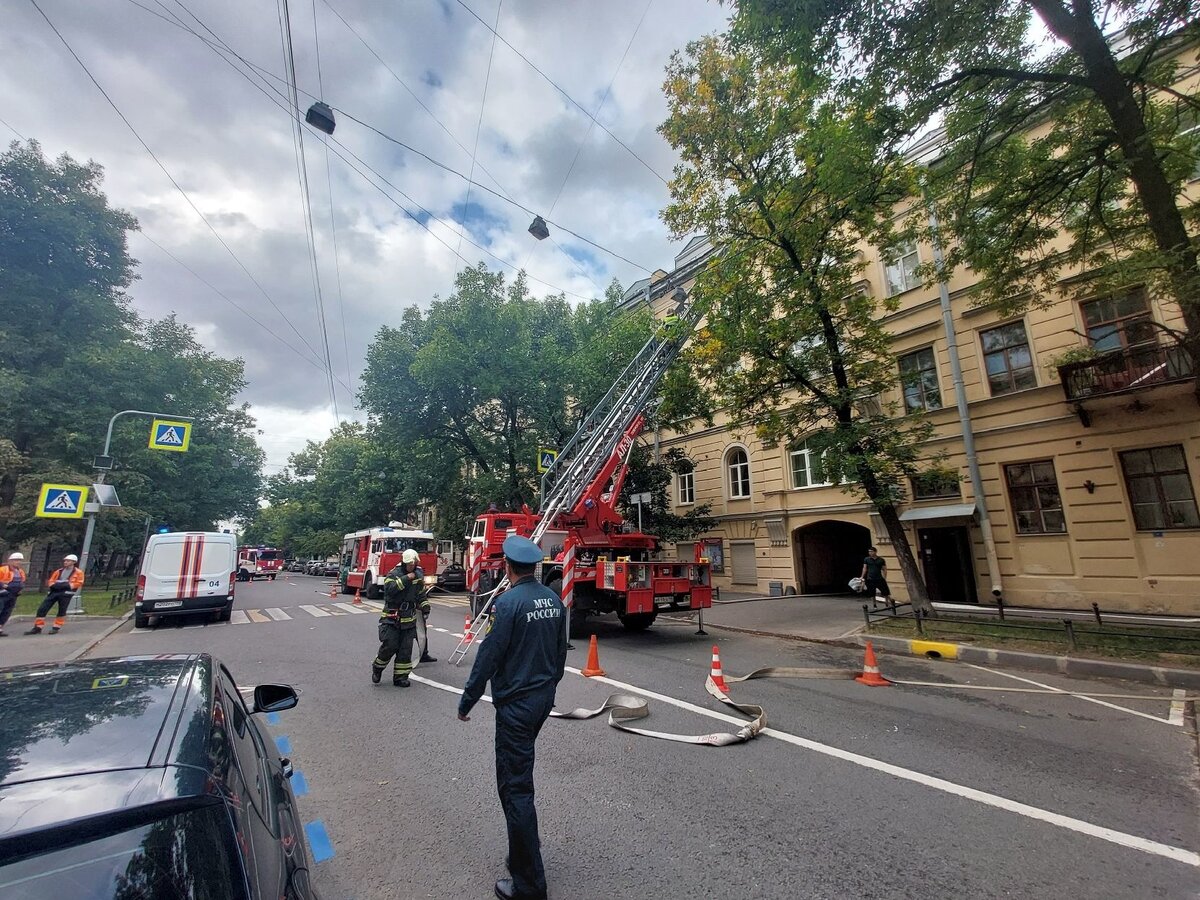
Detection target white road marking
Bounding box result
[265,607,292,621]
[964,664,1176,726]
[300,605,331,618]
[229,610,249,625]
[433,627,449,633]
[245,609,271,624]
[323,605,346,616]
[1169,689,1187,727]
[333,602,371,615]
[558,666,1199,868]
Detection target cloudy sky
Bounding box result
[2,0,731,472]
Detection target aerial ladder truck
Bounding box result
[450,299,712,665]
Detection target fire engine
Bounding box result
[236,546,283,581]
[341,522,438,599]
[462,296,712,635]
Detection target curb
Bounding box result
[862,633,1200,689]
[65,611,132,663]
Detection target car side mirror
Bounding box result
[252,683,299,714]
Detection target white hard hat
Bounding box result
[401,549,419,564]
[7,552,24,562]
[64,554,79,562]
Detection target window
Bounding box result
[912,471,960,500]
[677,462,695,505]
[790,441,832,489]
[981,322,1036,395]
[899,347,943,413]
[1180,103,1200,180]
[1081,288,1156,353]
[883,240,920,296]
[726,448,751,499]
[1120,445,1200,530]
[1005,460,1066,534]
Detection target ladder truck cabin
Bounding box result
[341,523,438,599]
[236,546,283,582]
[464,296,712,634]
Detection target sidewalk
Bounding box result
[702,591,866,641]
[0,614,128,668]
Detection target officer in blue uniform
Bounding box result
[458,535,567,900]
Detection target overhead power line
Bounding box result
[453,0,670,187]
[456,0,501,261]
[28,0,332,378]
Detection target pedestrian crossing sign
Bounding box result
[537,447,558,473]
[36,483,89,519]
[149,419,192,452]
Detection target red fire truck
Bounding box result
[341,523,438,599]
[236,546,283,581]
[466,412,712,631]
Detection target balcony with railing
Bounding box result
[1058,342,1194,404]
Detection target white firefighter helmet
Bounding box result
[64,554,79,562]
[401,549,419,565]
[7,552,24,562]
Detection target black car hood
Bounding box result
[0,657,195,787]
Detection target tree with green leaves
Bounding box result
[659,35,936,611]
[735,0,1200,360]
[0,140,264,566]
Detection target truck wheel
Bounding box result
[617,611,657,631]
[365,576,380,600]
[134,612,150,629]
[269,574,277,581]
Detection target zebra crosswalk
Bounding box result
[130,594,469,631]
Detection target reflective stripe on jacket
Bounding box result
[48,567,85,590]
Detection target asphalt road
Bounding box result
[85,575,1200,900]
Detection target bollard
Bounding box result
[1063,619,1077,651]
[996,597,1005,620]
[915,608,925,636]
[862,604,871,628]
[1092,602,1102,626]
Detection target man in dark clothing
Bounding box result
[458,535,567,900]
[861,546,891,602]
[371,549,433,686]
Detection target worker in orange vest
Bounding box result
[0,552,28,637]
[27,554,85,634]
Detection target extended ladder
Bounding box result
[448,300,700,666]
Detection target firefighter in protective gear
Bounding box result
[371,549,432,686]
[0,552,28,637]
[28,554,84,634]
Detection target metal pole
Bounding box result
[73,410,195,615]
[925,199,1004,602]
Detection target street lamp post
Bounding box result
[72,409,195,614]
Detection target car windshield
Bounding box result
[0,805,247,899]
[257,550,281,561]
[381,538,429,553]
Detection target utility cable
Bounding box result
[317,0,601,293]
[126,0,614,293]
[278,0,340,421]
[28,0,330,372]
[456,0,501,260]
[310,0,354,394]
[0,117,26,141]
[452,0,670,187]
[523,0,652,274]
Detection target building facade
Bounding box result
[631,100,1200,614]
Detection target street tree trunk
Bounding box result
[1028,0,1200,352]
[857,463,933,614]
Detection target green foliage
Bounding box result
[0,140,263,561]
[620,446,717,543]
[659,33,934,609]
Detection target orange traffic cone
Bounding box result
[581,635,606,677]
[353,587,362,605]
[463,614,473,642]
[855,641,891,687]
[328,584,337,600]
[708,645,730,694]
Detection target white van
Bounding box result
[134,531,238,628]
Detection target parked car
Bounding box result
[0,654,320,898]
[304,559,323,576]
[287,559,306,573]
[437,563,466,592]
[320,560,340,578]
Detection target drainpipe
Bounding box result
[926,201,1004,602]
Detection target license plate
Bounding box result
[156,601,183,609]
[653,595,675,606]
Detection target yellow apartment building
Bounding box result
[627,63,1199,614]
